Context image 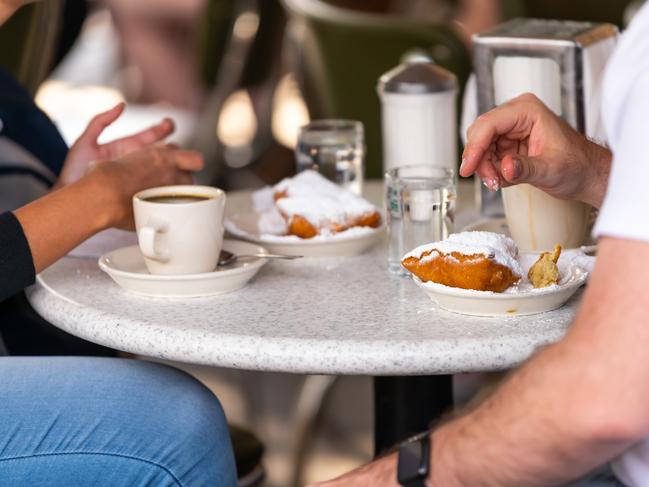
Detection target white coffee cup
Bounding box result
[133,185,225,275]
[502,184,590,251]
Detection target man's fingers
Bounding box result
[501,153,545,185]
[461,95,539,177]
[82,102,126,142]
[475,159,502,191]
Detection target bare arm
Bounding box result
[14,174,115,273]
[430,237,649,485]
[14,146,202,274]
[313,237,649,486]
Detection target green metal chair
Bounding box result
[282,0,471,179]
[193,0,288,186]
[0,1,63,95]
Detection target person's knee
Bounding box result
[0,357,237,486]
[113,359,230,439]
[114,360,236,484]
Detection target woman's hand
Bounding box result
[57,103,175,186]
[88,145,203,229]
[460,93,612,208]
[15,145,203,273]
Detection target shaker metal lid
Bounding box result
[378,56,457,94]
[474,18,618,48]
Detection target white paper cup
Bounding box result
[133,185,225,275]
[502,184,589,251]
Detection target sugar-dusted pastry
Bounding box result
[402,232,523,292]
[528,244,562,288]
[272,170,381,238]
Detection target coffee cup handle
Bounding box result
[138,220,170,262]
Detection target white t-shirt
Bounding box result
[595,3,649,485]
[595,2,649,242]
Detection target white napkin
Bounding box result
[68,228,137,259]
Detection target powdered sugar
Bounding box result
[251,225,377,243]
[257,207,289,235]
[276,195,349,228]
[403,231,523,277]
[273,170,378,227]
[226,171,383,243]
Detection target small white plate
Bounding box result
[411,252,590,317]
[225,211,385,257]
[98,240,268,298]
[463,217,597,254]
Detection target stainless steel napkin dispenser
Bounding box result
[473,18,618,216]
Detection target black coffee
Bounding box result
[143,194,212,204]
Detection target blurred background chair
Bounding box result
[192,0,292,188]
[517,0,639,28]
[282,0,471,179]
[0,0,64,95]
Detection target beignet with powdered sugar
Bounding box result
[272,170,381,238]
[401,232,523,292]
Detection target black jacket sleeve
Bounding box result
[0,212,35,302]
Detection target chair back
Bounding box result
[0,1,64,95]
[283,0,471,178]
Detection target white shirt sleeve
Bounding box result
[594,69,649,242]
[593,0,649,244]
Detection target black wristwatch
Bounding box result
[397,430,431,487]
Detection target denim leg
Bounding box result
[0,357,237,487]
[563,466,626,487]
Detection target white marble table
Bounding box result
[27,240,581,375]
[25,181,583,452]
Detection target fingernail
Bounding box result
[481,178,499,192]
[460,157,467,173]
[512,158,522,180]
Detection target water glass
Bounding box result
[386,166,456,275]
[295,120,364,194]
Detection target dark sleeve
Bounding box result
[0,212,35,302]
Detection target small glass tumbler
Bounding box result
[386,166,456,275]
[295,119,365,194]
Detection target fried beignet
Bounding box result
[528,244,562,288]
[273,170,381,238]
[402,232,523,292]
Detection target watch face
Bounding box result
[397,440,426,483]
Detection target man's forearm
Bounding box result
[581,141,612,209]
[429,238,649,487]
[429,342,628,487]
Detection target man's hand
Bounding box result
[461,93,611,208]
[307,453,400,487]
[57,102,175,186]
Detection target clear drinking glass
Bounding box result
[295,120,365,194]
[386,166,456,275]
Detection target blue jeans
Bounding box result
[0,357,237,486]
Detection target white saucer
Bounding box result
[411,252,590,317]
[225,212,385,257]
[99,239,268,298]
[463,217,596,253]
